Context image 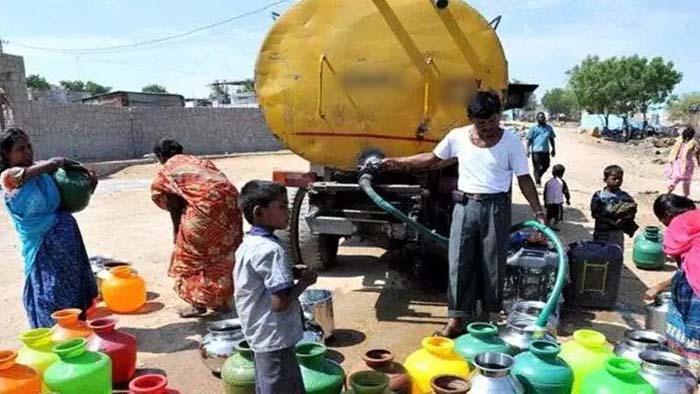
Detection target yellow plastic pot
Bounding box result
[559,330,614,394]
[404,337,469,394]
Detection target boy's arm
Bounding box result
[562,180,571,205]
[590,192,602,219]
[591,192,618,226]
[271,270,318,312]
[258,246,319,313]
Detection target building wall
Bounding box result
[0,54,29,128]
[131,107,279,158]
[22,102,134,161]
[18,103,282,162]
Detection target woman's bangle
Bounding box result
[534,210,545,217]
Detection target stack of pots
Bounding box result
[348,349,409,394]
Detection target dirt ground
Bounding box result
[0,128,697,393]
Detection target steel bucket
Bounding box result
[300,289,335,340]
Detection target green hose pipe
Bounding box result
[358,174,450,245]
[358,174,568,330]
[510,221,568,329]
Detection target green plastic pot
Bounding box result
[633,227,665,270]
[455,322,511,365]
[297,342,345,394]
[52,161,94,213]
[513,340,574,394]
[580,357,654,394]
[44,338,111,394]
[221,340,255,394]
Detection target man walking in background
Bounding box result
[527,112,556,186]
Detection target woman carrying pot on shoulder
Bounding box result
[0,128,98,328]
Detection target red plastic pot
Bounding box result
[129,374,181,394]
[87,318,137,384]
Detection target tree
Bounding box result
[142,84,167,93]
[59,80,85,92]
[667,92,700,127]
[622,56,682,126]
[85,81,111,96]
[59,80,112,96]
[568,56,629,128]
[26,74,51,91]
[568,55,682,128]
[542,88,579,120]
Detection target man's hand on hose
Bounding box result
[381,158,401,170]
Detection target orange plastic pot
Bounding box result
[101,266,146,313]
[51,309,92,342]
[0,350,42,394]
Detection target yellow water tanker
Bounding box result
[256,0,509,170]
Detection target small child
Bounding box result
[544,164,571,230]
[590,165,639,252]
[234,180,318,394]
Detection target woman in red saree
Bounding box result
[151,139,243,317]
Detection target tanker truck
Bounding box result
[256,0,536,271]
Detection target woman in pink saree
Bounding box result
[666,127,699,198]
[645,194,700,374]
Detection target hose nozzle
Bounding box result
[357,150,385,178]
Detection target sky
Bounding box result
[1,0,698,99]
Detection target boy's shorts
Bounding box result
[254,346,305,394]
[545,203,564,223]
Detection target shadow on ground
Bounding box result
[122,321,205,354]
[318,202,651,343]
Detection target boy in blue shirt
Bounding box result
[234,180,318,394]
[527,112,557,186]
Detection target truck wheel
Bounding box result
[290,188,340,271]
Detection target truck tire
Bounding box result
[290,187,340,271]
